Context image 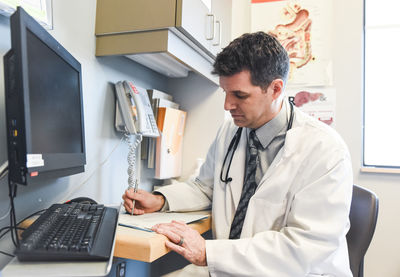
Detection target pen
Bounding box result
[131,180,138,216]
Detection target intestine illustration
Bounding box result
[269,3,313,73]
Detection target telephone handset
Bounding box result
[114,80,159,138]
[114,81,159,198]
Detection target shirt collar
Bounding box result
[249,101,288,149]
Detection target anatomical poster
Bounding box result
[286,87,336,128]
[251,0,333,87]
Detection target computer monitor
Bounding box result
[3,7,86,186]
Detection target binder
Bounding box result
[155,107,187,179]
[146,89,178,168]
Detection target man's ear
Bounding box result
[267,79,284,100]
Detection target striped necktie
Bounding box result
[229,130,261,239]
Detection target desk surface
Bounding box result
[114,216,211,262]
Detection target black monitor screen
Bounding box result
[27,30,83,154]
[4,7,86,185]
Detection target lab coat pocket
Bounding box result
[250,198,288,233]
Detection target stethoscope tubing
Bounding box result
[220,101,294,184]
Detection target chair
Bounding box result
[346,184,379,277]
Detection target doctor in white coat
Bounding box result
[123,32,353,277]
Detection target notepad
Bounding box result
[118,211,209,232]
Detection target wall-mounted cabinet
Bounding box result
[95,0,231,84]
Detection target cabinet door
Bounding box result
[178,0,232,57]
[96,0,177,35]
[178,0,214,57]
[210,0,232,54]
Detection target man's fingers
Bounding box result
[126,188,144,201]
[125,188,135,198]
[171,220,186,226]
[155,221,186,232]
[153,224,186,245]
[165,240,185,255]
[154,227,182,243]
[161,229,181,244]
[122,193,129,202]
[123,201,146,215]
[123,202,132,213]
[134,208,145,215]
[170,221,187,232]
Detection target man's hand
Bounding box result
[122,189,165,215]
[152,220,207,266]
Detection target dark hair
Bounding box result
[212,32,289,89]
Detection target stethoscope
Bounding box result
[220,101,295,184]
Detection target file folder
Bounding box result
[155,107,187,179]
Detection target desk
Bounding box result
[114,216,211,262]
[4,216,211,276]
[3,209,211,277]
[16,210,211,263]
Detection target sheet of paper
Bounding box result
[118,211,209,232]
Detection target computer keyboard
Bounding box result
[15,202,119,262]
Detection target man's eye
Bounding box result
[235,93,247,99]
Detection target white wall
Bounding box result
[232,0,400,276]
[231,0,251,39]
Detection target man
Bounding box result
[122,32,353,276]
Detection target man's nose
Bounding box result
[224,94,235,111]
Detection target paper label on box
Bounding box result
[27,154,44,168]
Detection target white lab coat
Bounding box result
[157,104,353,277]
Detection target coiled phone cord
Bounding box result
[125,133,142,190]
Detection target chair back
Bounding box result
[346,184,379,277]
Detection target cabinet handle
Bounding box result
[205,14,215,40]
[213,20,221,46]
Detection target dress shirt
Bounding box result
[246,100,289,185]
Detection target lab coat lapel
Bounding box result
[227,129,247,208]
[257,125,300,188]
